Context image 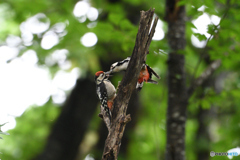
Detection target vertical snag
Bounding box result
[101,9,158,160]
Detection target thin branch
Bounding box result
[188,60,221,97]
[101,9,158,160]
[190,0,231,82]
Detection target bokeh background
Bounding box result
[0,0,240,160]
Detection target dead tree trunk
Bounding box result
[101,9,158,160]
[95,91,141,160]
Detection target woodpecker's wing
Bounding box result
[146,64,160,79]
[110,57,131,73]
[147,79,158,84]
[116,57,130,70]
[96,83,112,119]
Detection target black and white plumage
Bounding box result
[95,71,116,120]
[109,57,160,90]
[110,57,130,73]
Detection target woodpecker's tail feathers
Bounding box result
[101,105,112,121]
[146,65,160,79]
[147,79,158,84]
[105,107,112,121]
[152,71,160,79]
[108,112,111,122]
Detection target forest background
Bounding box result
[0,0,240,160]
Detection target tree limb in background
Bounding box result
[101,9,158,160]
[34,78,98,160]
[190,0,230,81]
[165,0,222,159]
[188,60,221,97]
[165,0,187,159]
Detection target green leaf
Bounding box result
[187,22,197,30]
[207,24,216,35]
[193,33,207,41]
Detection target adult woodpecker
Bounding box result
[95,71,116,120]
[109,57,160,90]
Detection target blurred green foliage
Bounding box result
[0,0,240,160]
[0,100,60,159]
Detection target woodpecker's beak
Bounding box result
[105,71,111,78]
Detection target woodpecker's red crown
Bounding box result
[95,71,104,77]
[95,71,105,82]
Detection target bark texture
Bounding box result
[165,1,187,160]
[166,53,187,160]
[35,78,98,160]
[101,9,158,160]
[95,91,141,160]
[164,1,222,159]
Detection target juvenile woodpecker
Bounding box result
[109,57,160,90]
[95,71,116,120]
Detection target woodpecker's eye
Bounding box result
[99,73,105,79]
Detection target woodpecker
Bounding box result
[109,57,160,90]
[95,71,116,120]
